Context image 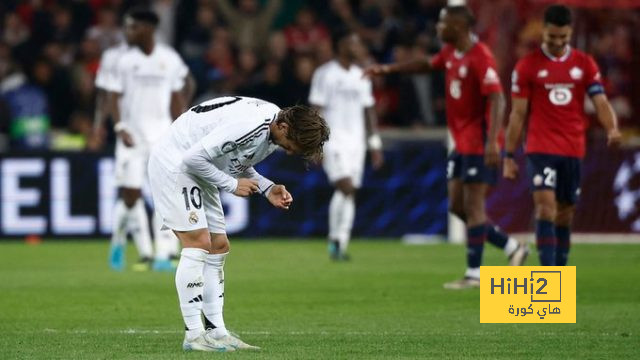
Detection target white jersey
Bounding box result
[111,43,188,145]
[94,43,128,91]
[308,60,374,148]
[155,96,280,181]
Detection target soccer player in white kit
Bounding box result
[107,8,192,271]
[309,30,383,261]
[148,97,329,351]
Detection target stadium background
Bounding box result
[1,0,639,239]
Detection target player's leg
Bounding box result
[122,187,154,271]
[447,152,466,221]
[148,158,232,352]
[528,154,559,266]
[110,192,129,270]
[152,212,180,271]
[324,148,356,260]
[555,203,574,266]
[554,156,581,266]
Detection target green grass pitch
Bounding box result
[0,240,638,359]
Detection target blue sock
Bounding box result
[535,220,556,266]
[486,223,508,249]
[466,225,486,268]
[555,226,570,266]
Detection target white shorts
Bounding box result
[148,153,226,234]
[115,140,150,188]
[322,146,366,188]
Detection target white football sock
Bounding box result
[153,212,175,261]
[202,252,229,339]
[504,237,519,257]
[176,248,208,340]
[336,194,355,252]
[328,191,344,241]
[111,200,129,247]
[465,267,480,279]
[130,199,153,259]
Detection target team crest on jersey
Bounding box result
[569,67,583,80]
[188,211,199,224]
[221,141,238,153]
[458,65,468,78]
[537,69,548,78]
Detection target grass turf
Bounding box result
[0,240,638,359]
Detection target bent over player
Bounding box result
[148,96,329,351]
[504,5,621,266]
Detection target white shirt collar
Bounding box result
[541,44,572,62]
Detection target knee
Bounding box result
[463,198,485,224]
[555,206,575,227]
[335,179,356,196]
[121,189,140,208]
[535,203,557,221]
[210,233,230,254]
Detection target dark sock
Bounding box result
[486,223,508,249]
[203,315,216,330]
[536,220,556,266]
[466,224,486,268]
[555,226,570,266]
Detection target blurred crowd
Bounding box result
[0,0,637,151]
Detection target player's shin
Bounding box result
[465,225,487,278]
[175,248,208,339]
[555,226,570,266]
[535,220,557,266]
[202,252,229,338]
[131,199,153,260]
[337,194,356,253]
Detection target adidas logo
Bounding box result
[187,281,204,288]
[188,295,203,303]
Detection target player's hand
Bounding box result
[117,129,135,147]
[267,184,293,210]
[503,157,519,180]
[234,178,259,197]
[607,128,622,148]
[370,149,384,170]
[484,142,500,167]
[363,64,388,78]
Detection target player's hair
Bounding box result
[277,105,330,163]
[446,6,476,28]
[544,5,572,26]
[125,7,159,26]
[331,27,355,53]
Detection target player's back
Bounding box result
[155,96,280,172]
[512,47,602,157]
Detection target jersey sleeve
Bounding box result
[474,49,503,95]
[511,58,532,98]
[94,51,111,90]
[308,68,328,106]
[171,53,189,92]
[585,55,605,97]
[361,77,375,107]
[430,49,446,71]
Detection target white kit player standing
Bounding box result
[309,29,383,261]
[147,96,329,351]
[105,8,193,271]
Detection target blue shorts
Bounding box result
[447,151,497,185]
[526,153,582,204]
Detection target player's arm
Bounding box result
[484,92,506,167]
[108,91,134,147]
[182,143,258,197]
[363,58,432,77]
[365,106,383,169]
[241,167,292,210]
[170,91,186,120]
[503,97,528,179]
[90,88,109,150]
[591,94,621,147]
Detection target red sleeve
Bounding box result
[511,58,531,98]
[585,55,602,86]
[474,48,502,95]
[430,49,446,71]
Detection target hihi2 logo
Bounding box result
[480,266,576,323]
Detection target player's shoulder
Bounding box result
[473,41,496,58]
[569,48,597,65]
[515,48,543,70]
[314,60,336,75]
